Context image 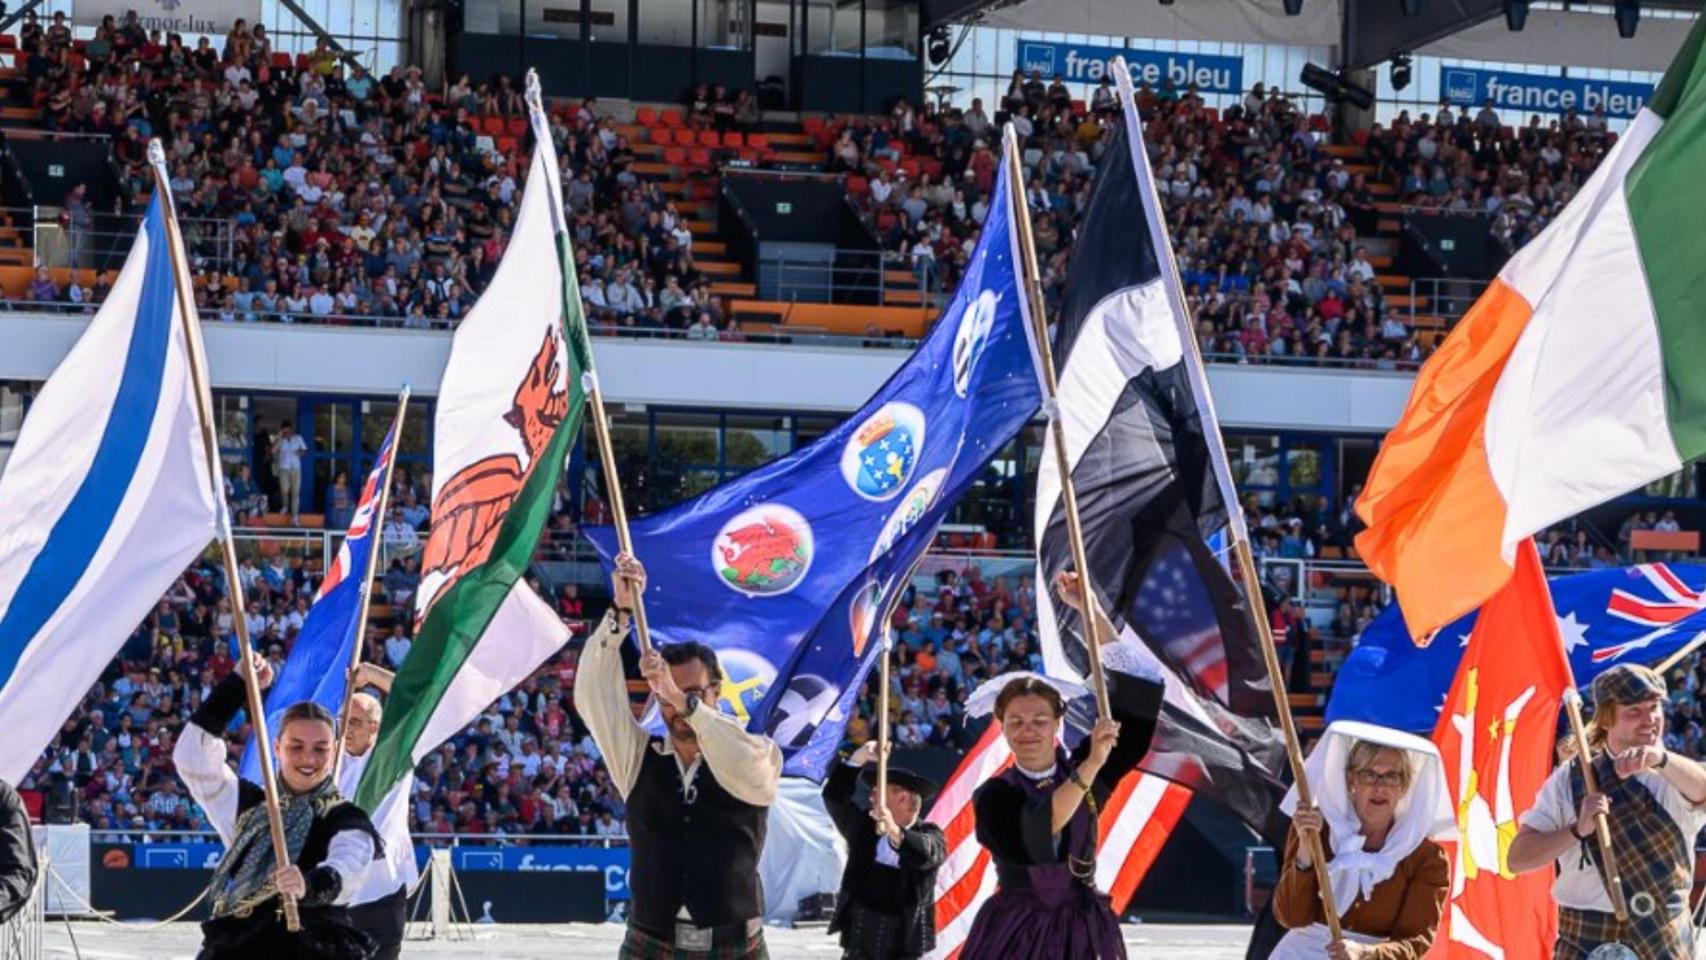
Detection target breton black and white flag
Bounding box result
[1033,60,1288,834]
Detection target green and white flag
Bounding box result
[355,75,592,813]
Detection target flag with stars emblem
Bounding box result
[586,145,1045,780]
[1033,66,1288,836]
[1328,560,1706,734]
[1428,539,1571,960]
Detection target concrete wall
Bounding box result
[0,314,1418,431]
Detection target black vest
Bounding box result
[625,739,766,933]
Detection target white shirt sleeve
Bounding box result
[687,702,782,808]
[173,722,241,845]
[321,829,377,906]
[1518,763,1573,834]
[571,612,649,799]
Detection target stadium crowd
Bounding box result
[9,10,737,337]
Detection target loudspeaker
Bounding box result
[1615,0,1639,38]
[1284,0,1303,15]
[1299,62,1375,111]
[1390,53,1413,92]
[1504,0,1528,30]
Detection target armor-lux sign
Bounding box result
[1016,41,1244,96]
[73,0,260,36]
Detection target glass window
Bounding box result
[589,0,628,43]
[1644,468,1693,499]
[215,395,250,452]
[699,0,750,51]
[363,400,430,460]
[0,381,30,443]
[1286,440,1323,490]
[313,402,355,457]
[807,0,860,56]
[864,0,916,59]
[655,412,719,467]
[795,415,843,449]
[725,415,789,469]
[1229,434,1280,488]
[638,0,693,45]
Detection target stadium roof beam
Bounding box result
[1342,0,1502,70]
[272,0,369,73]
[0,0,47,39]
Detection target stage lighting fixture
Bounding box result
[1504,0,1528,30]
[1299,62,1375,110]
[1615,0,1639,37]
[927,26,951,66]
[1390,53,1413,92]
[1284,0,1303,15]
[1400,0,1421,14]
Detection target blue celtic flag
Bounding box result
[586,147,1045,779]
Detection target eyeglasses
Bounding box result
[679,686,717,702]
[1351,769,1405,789]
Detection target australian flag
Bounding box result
[1327,562,1706,734]
[240,412,403,781]
[587,146,1044,780]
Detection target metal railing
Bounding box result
[1407,276,1491,332]
[756,247,941,307]
[89,829,630,848]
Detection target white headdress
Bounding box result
[1280,721,1457,917]
[964,671,1090,720]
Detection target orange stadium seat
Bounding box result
[687,147,713,168]
[747,133,769,150]
[659,108,685,127]
[635,106,657,126]
[507,117,527,137]
[673,128,696,147]
[664,147,687,166]
[722,131,743,148]
[697,130,720,148]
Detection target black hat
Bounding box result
[859,765,940,803]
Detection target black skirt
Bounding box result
[198,901,378,960]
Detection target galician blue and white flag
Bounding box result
[0,189,220,782]
[240,411,402,782]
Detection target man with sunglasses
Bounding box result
[576,554,783,960]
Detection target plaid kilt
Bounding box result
[618,925,768,960]
[1564,755,1692,960]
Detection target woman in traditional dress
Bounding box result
[175,650,384,959]
[959,571,1161,959]
[1272,721,1454,960]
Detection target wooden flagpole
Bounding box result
[871,550,931,815]
[1108,59,1343,940]
[1563,688,1631,920]
[525,69,653,655]
[148,139,300,932]
[331,386,410,788]
[1000,123,1111,722]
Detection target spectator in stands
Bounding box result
[271,420,308,523]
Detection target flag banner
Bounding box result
[1327,562,1706,734]
[354,94,585,813]
[1354,14,1706,640]
[586,148,1044,780]
[1429,541,1570,959]
[239,416,401,781]
[1033,61,1286,832]
[0,191,219,783]
[922,723,1191,960]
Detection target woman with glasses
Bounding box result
[1271,722,1455,960]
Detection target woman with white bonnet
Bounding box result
[1272,721,1454,960]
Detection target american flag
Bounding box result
[922,724,1191,959]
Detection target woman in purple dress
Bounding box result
[959,572,1161,959]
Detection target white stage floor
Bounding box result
[41,920,1255,958]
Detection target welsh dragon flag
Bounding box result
[354,82,590,814]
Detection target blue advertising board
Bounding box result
[130,842,633,900]
[1015,40,1243,96]
[1439,65,1653,120]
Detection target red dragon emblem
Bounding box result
[417,328,568,620]
[712,505,814,597]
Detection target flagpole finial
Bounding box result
[146,138,165,168]
[525,69,543,114]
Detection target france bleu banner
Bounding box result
[1439,65,1652,120]
[1016,40,1242,95]
[240,418,400,781]
[587,150,1044,779]
[1327,562,1706,734]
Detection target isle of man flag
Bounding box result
[1356,15,1706,641]
[1428,540,1571,959]
[354,81,589,813]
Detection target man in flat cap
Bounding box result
[1509,664,1706,959]
[823,740,946,959]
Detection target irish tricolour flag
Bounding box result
[354,82,590,813]
[1356,17,1706,642]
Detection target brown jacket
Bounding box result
[1272,821,1450,960]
